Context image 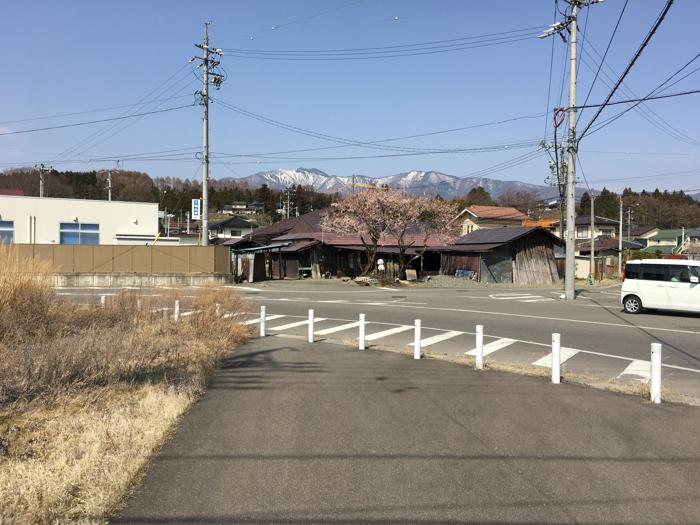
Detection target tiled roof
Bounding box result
[465,205,528,220]
[454,226,539,245]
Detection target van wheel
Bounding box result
[623,295,642,314]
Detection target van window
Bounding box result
[625,263,641,279]
[668,266,691,283]
[641,264,667,281]
[689,266,700,279]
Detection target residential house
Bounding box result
[209,216,257,241]
[628,226,659,248]
[644,229,684,255]
[453,205,528,235]
[551,215,619,241]
[440,226,562,285]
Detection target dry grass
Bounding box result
[0,248,250,524]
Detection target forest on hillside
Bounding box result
[0,168,336,220]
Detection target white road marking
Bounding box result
[617,360,651,382]
[365,325,413,341]
[532,347,580,367]
[270,318,327,331]
[315,321,361,335]
[407,330,462,348]
[241,314,285,325]
[318,300,350,304]
[465,338,517,357]
[357,302,388,306]
[234,286,263,292]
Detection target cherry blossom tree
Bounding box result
[322,188,459,276]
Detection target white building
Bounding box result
[0,195,159,245]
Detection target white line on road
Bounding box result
[617,360,651,382]
[242,314,285,325]
[271,318,327,331]
[532,347,580,367]
[365,325,413,341]
[408,330,462,348]
[318,300,350,304]
[315,321,361,335]
[465,338,516,357]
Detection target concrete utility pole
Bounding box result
[35,163,50,198]
[539,0,605,299]
[590,196,595,283]
[618,195,623,276]
[107,170,113,201]
[563,0,579,301]
[194,22,224,246]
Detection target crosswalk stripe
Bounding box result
[315,321,361,336]
[242,314,285,325]
[465,338,516,357]
[532,347,580,367]
[271,318,327,331]
[617,359,650,382]
[365,325,413,341]
[408,331,462,348]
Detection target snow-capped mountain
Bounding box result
[221,167,554,199]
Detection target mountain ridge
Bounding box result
[219,167,558,200]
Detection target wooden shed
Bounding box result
[440,226,562,285]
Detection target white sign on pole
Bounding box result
[191,199,201,220]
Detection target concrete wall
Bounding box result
[2,244,231,274]
[0,195,158,244]
[55,273,234,287]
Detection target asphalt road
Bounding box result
[115,336,700,524]
[58,281,700,399]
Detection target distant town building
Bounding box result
[221,202,264,215]
[209,216,257,240]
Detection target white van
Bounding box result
[621,259,700,314]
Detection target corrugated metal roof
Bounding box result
[454,226,538,245]
[280,240,320,253]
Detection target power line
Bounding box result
[222,26,543,54]
[578,0,628,122]
[0,95,193,126]
[543,2,557,142]
[578,46,699,146]
[222,34,541,61]
[573,87,700,110]
[0,104,195,136]
[48,64,193,164]
[578,0,675,142]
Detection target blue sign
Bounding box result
[191,199,201,220]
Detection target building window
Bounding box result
[576,226,590,238]
[59,223,99,245]
[0,221,13,243]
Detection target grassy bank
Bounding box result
[0,249,249,524]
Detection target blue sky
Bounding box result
[1,0,699,194]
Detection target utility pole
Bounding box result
[618,195,623,277]
[563,0,579,301]
[590,196,595,283]
[627,207,632,240]
[35,163,50,198]
[194,22,224,246]
[107,170,112,201]
[540,0,604,300]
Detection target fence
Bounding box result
[3,244,231,274]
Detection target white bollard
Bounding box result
[650,342,662,404]
[475,324,484,370]
[173,300,180,322]
[260,306,267,337]
[414,319,422,359]
[215,303,221,317]
[308,309,315,343]
[136,298,141,311]
[359,313,366,351]
[551,333,561,384]
[100,295,106,308]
